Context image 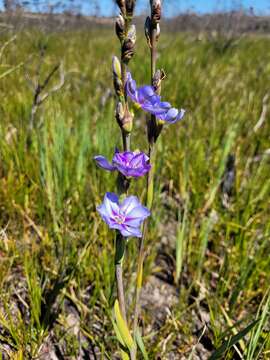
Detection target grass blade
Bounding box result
[208,319,260,360]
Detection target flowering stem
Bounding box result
[115,50,131,327]
[122,130,130,152]
[115,231,127,323]
[151,28,157,79]
[115,132,130,325]
[132,14,158,346]
[116,49,131,322]
[132,145,156,342]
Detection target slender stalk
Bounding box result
[115,131,130,324]
[132,17,158,347]
[114,9,133,326]
[115,232,127,323]
[114,41,131,324]
[150,28,157,80]
[115,129,130,323]
[132,145,156,340]
[122,130,130,152]
[116,264,126,321]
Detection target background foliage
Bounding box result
[0,25,269,358]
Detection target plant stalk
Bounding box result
[122,130,130,152]
[132,21,158,347]
[114,39,132,325]
[115,232,127,323]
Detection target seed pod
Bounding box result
[115,14,125,42]
[112,56,123,96]
[151,0,161,25]
[125,0,136,17]
[122,24,136,63]
[116,0,126,15]
[144,16,151,47]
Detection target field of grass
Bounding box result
[0,25,269,359]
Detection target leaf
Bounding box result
[135,328,149,360]
[0,62,24,80]
[120,350,130,360]
[209,319,260,360]
[111,317,126,348]
[114,300,135,351]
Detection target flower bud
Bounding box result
[156,23,161,41]
[121,24,136,63]
[116,0,126,15]
[151,0,161,25]
[152,69,166,94]
[125,0,136,17]
[115,14,125,42]
[112,56,122,79]
[144,16,151,47]
[122,108,134,133]
[115,103,133,133]
[115,102,125,128]
[112,56,123,96]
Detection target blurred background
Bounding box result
[1,0,270,16]
[1,0,270,33]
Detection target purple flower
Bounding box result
[94,149,151,178]
[125,72,185,124]
[97,192,150,237]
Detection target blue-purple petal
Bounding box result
[126,72,186,124]
[120,195,141,214]
[126,205,150,220]
[102,192,119,218]
[120,225,142,238]
[97,193,150,238]
[94,155,116,171]
[160,108,186,123]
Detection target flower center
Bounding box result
[114,214,125,224]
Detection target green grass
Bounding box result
[0,27,269,359]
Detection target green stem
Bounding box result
[122,130,130,152]
[115,232,127,323]
[132,145,156,339]
[150,29,157,80]
[132,14,159,350]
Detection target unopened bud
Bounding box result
[112,56,123,96]
[115,103,134,133]
[152,69,166,94]
[156,23,161,41]
[116,0,126,15]
[144,16,151,47]
[151,0,161,25]
[122,24,136,63]
[122,108,134,133]
[115,14,125,42]
[116,102,125,127]
[125,0,136,17]
[112,56,122,78]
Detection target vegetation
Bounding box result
[0,26,269,358]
